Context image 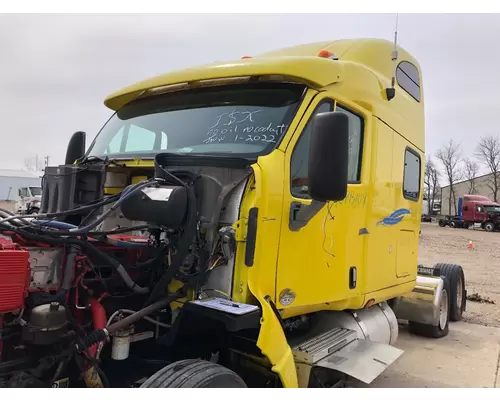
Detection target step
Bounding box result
[292,327,404,385]
[292,327,358,364]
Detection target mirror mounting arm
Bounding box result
[289,200,326,232]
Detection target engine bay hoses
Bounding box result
[76,291,184,352]
[10,230,150,295]
[144,185,198,305]
[0,193,120,225]
[68,179,157,234]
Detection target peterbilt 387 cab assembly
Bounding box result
[0,38,466,388]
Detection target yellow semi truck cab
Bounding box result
[37,38,466,388]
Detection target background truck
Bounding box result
[438,194,500,232]
[0,38,467,388]
[15,186,42,215]
[421,198,432,222]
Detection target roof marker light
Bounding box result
[318,50,338,60]
[241,56,252,59]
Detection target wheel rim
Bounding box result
[486,224,493,232]
[439,289,449,330]
[457,275,463,310]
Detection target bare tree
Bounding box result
[463,157,480,194]
[436,139,462,215]
[424,156,441,214]
[475,135,500,202]
[23,155,45,172]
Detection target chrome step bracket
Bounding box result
[292,327,358,364]
[292,327,403,385]
[315,339,404,384]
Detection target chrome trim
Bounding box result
[392,275,445,326]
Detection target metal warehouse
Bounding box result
[0,169,42,201]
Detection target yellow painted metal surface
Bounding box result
[104,57,343,111]
[98,38,425,388]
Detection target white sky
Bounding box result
[1,12,499,173]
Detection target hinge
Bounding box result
[233,218,248,242]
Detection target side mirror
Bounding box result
[308,112,349,202]
[65,131,86,165]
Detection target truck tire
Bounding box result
[140,359,247,388]
[484,222,495,232]
[432,263,466,322]
[438,219,446,227]
[408,276,450,339]
[28,208,39,215]
[462,222,470,229]
[449,220,457,228]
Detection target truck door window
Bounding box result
[18,188,29,197]
[463,205,469,211]
[403,148,421,201]
[336,105,364,183]
[290,101,364,198]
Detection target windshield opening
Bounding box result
[484,205,500,213]
[86,82,306,159]
[29,187,42,196]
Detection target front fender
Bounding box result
[253,295,298,388]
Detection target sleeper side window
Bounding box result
[396,61,421,102]
[403,148,421,201]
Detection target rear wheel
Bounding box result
[438,219,446,227]
[140,359,247,388]
[449,221,457,228]
[408,276,450,339]
[432,263,466,321]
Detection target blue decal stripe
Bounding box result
[377,208,411,226]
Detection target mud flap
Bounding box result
[315,339,403,384]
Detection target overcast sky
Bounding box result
[1,13,499,173]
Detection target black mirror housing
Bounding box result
[308,112,349,202]
[65,131,86,165]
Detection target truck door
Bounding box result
[474,204,486,221]
[17,187,29,213]
[275,95,368,309]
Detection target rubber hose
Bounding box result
[14,230,149,294]
[106,292,183,335]
[0,195,118,225]
[136,246,169,268]
[33,220,78,230]
[145,186,197,304]
[69,179,156,234]
[105,237,149,249]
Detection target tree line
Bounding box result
[425,135,500,215]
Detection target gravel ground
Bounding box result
[419,222,500,327]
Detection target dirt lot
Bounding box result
[419,222,500,327]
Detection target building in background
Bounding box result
[0,169,42,202]
[441,172,497,216]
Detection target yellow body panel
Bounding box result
[100,38,425,388]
